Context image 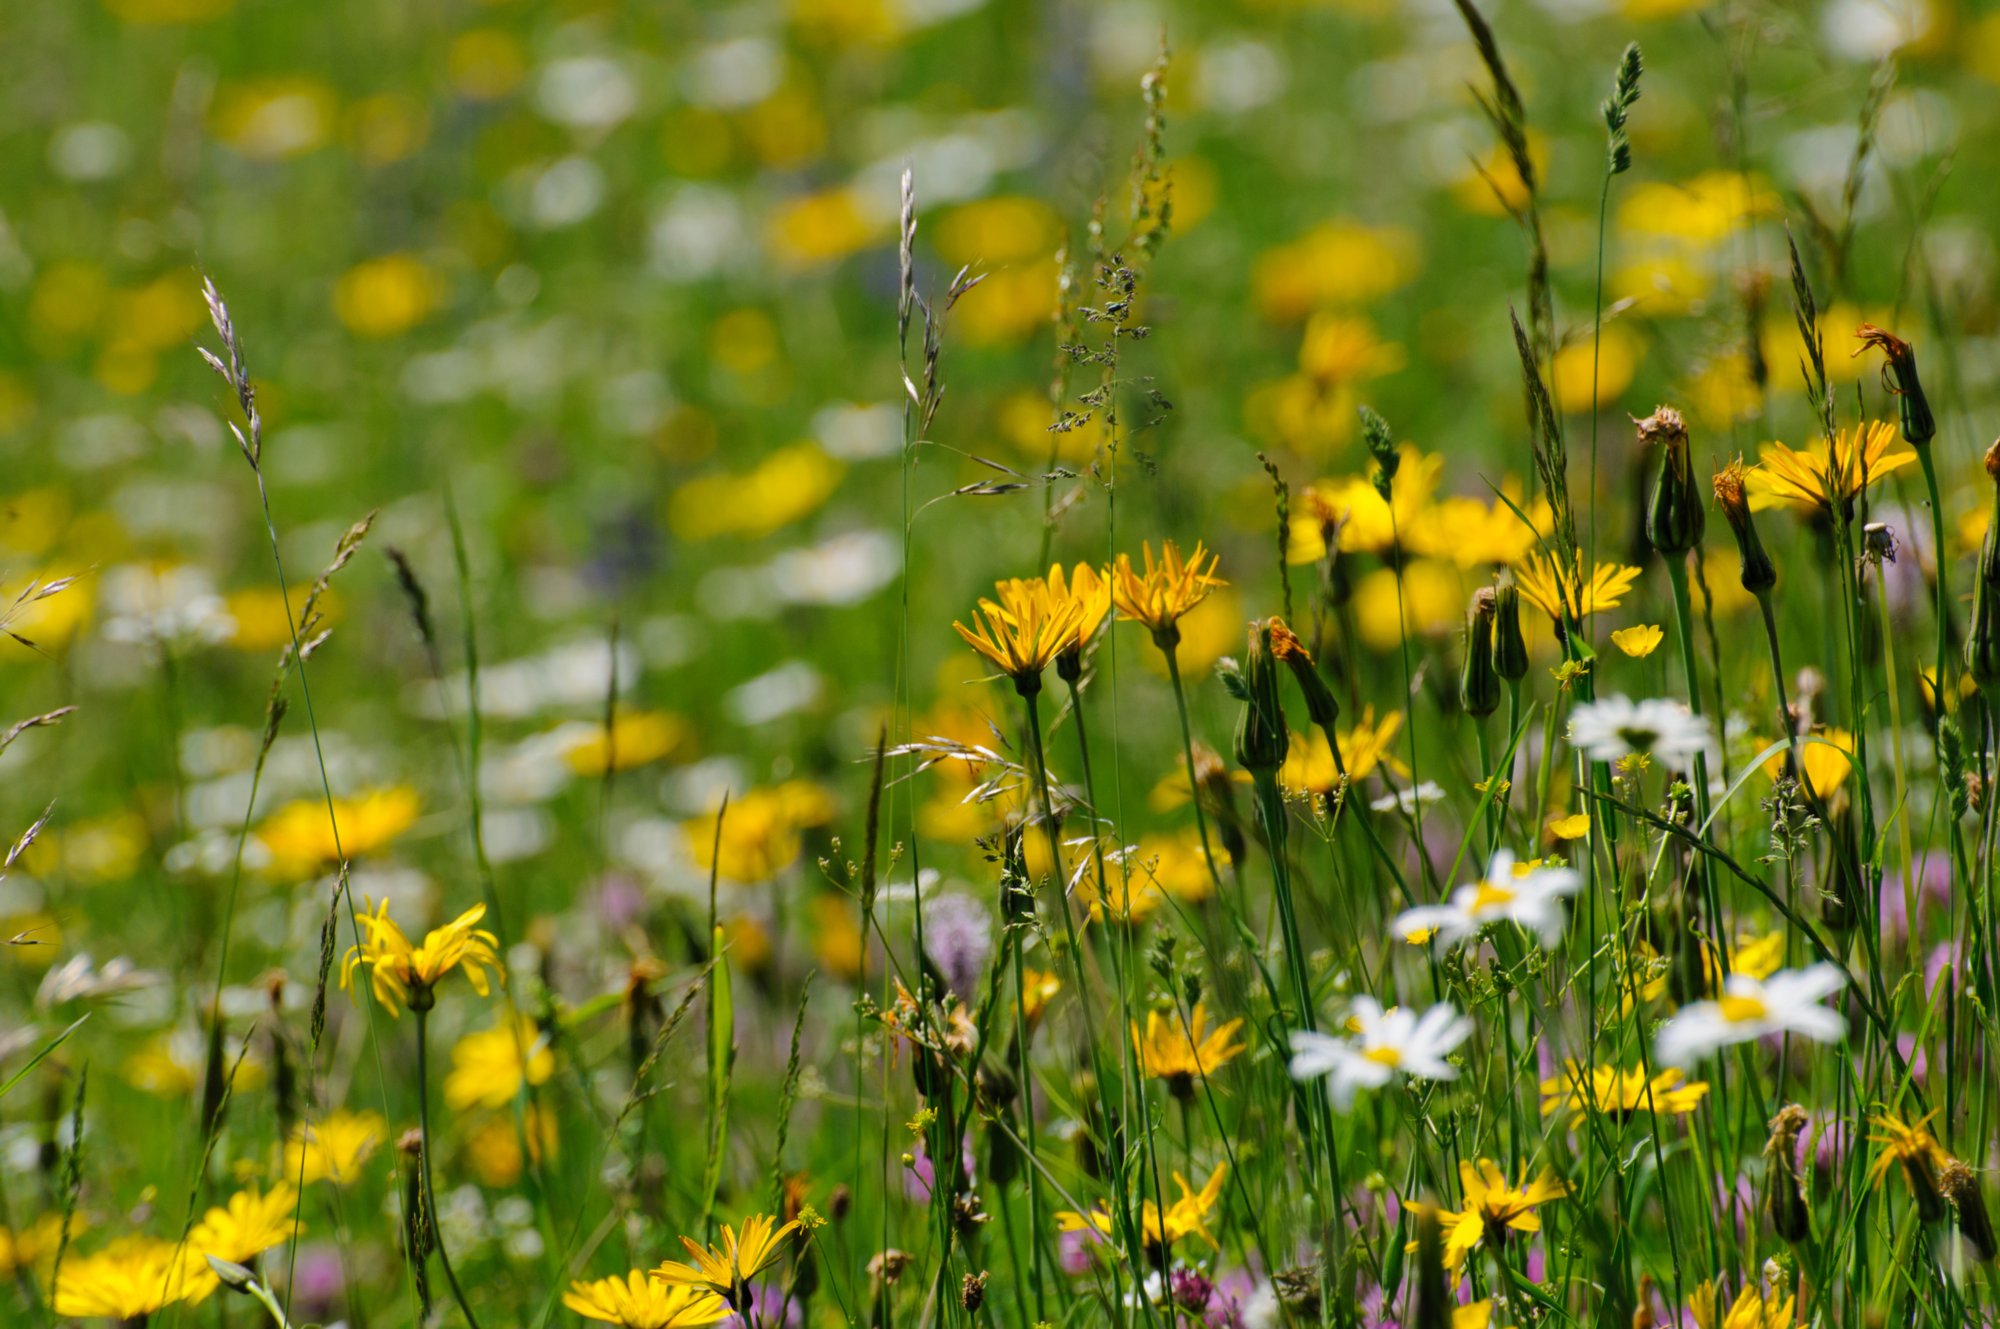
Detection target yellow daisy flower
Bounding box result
[339,899,501,1016]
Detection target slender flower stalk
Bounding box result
[414,1005,485,1329]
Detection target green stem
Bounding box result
[415,1005,486,1329]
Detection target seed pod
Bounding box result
[1460,588,1502,719]
[1639,406,1706,556]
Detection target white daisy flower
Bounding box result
[1654,963,1848,1068]
[1288,996,1473,1111]
[1370,781,1445,815]
[1566,694,1713,767]
[1391,850,1582,949]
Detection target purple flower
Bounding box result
[723,1283,802,1329]
[923,893,993,1001]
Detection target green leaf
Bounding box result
[0,1014,88,1101]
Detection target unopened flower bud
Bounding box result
[1492,576,1529,681]
[1942,1158,1998,1262]
[1234,621,1290,774]
[1855,324,1936,447]
[1765,1104,1812,1244]
[1460,589,1501,719]
[206,1255,257,1293]
[1713,459,1776,594]
[1966,443,2000,690]
[1638,406,1705,555]
[1269,616,1339,728]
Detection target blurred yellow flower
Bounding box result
[933,196,1061,267]
[1298,313,1405,388]
[1404,492,1551,571]
[1550,324,1640,410]
[1289,447,1443,561]
[1253,218,1420,323]
[809,894,865,981]
[956,260,1061,346]
[467,1105,557,1187]
[256,787,421,878]
[1352,560,1462,652]
[564,710,689,775]
[446,1013,554,1111]
[1548,812,1590,841]
[285,1110,387,1185]
[1686,1281,1798,1329]
[1758,728,1854,798]
[739,85,827,170]
[1617,171,1779,247]
[0,1213,67,1279]
[50,1236,199,1319]
[1612,251,1711,316]
[1450,134,1549,217]
[126,1029,264,1097]
[448,29,527,101]
[212,77,338,161]
[186,1184,299,1295]
[686,782,835,884]
[333,255,442,339]
[669,443,843,541]
[1609,624,1663,658]
[224,585,325,652]
[767,188,887,267]
[1684,353,1763,428]
[346,93,431,166]
[1058,1163,1227,1253]
[1539,1063,1707,1127]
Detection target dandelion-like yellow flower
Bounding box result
[1756,728,1853,798]
[0,1213,68,1278]
[1687,1280,1802,1329]
[1416,1158,1569,1272]
[1745,421,1915,517]
[445,1012,554,1111]
[952,577,1084,693]
[562,1272,730,1328]
[1110,540,1225,644]
[1609,624,1663,658]
[255,786,421,878]
[1538,1062,1709,1128]
[1132,1003,1247,1098]
[285,1110,386,1185]
[339,899,501,1016]
[1036,561,1113,663]
[1056,1163,1228,1253]
[181,1185,299,1301]
[564,710,688,775]
[652,1213,804,1306]
[50,1236,202,1320]
[1511,551,1642,621]
[685,781,834,885]
[1867,1109,1951,1216]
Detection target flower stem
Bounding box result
[415,1006,485,1329]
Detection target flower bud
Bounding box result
[1492,575,1529,682]
[1969,443,2000,689]
[1191,742,1246,867]
[1713,459,1776,594]
[1269,616,1339,728]
[1460,589,1501,718]
[1765,1104,1813,1244]
[206,1254,257,1293]
[1942,1158,1998,1262]
[1234,621,1290,774]
[1855,324,1936,447]
[1638,406,1705,556]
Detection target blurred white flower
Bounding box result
[1393,850,1582,949]
[1655,964,1848,1067]
[1289,996,1472,1110]
[99,564,233,650]
[1566,694,1712,767]
[535,56,637,130]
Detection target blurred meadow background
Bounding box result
[5,0,2000,1326]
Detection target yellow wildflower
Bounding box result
[1539,1063,1709,1127]
[340,899,501,1016]
[255,786,421,878]
[285,1110,387,1185]
[1417,1158,1569,1272]
[1547,812,1591,841]
[1110,540,1225,642]
[1056,1163,1228,1253]
[562,1271,730,1328]
[685,781,834,884]
[1132,1003,1247,1097]
[50,1236,201,1319]
[445,1013,554,1111]
[1610,624,1664,658]
[564,710,689,775]
[1512,551,1642,621]
[1757,728,1853,798]
[1687,1280,1802,1329]
[653,1213,805,1306]
[952,576,1083,690]
[1745,422,1915,517]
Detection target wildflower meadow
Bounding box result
[5,2,2000,1328]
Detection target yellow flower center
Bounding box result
[1717,993,1768,1024]
[1470,882,1516,912]
[1364,1045,1404,1068]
